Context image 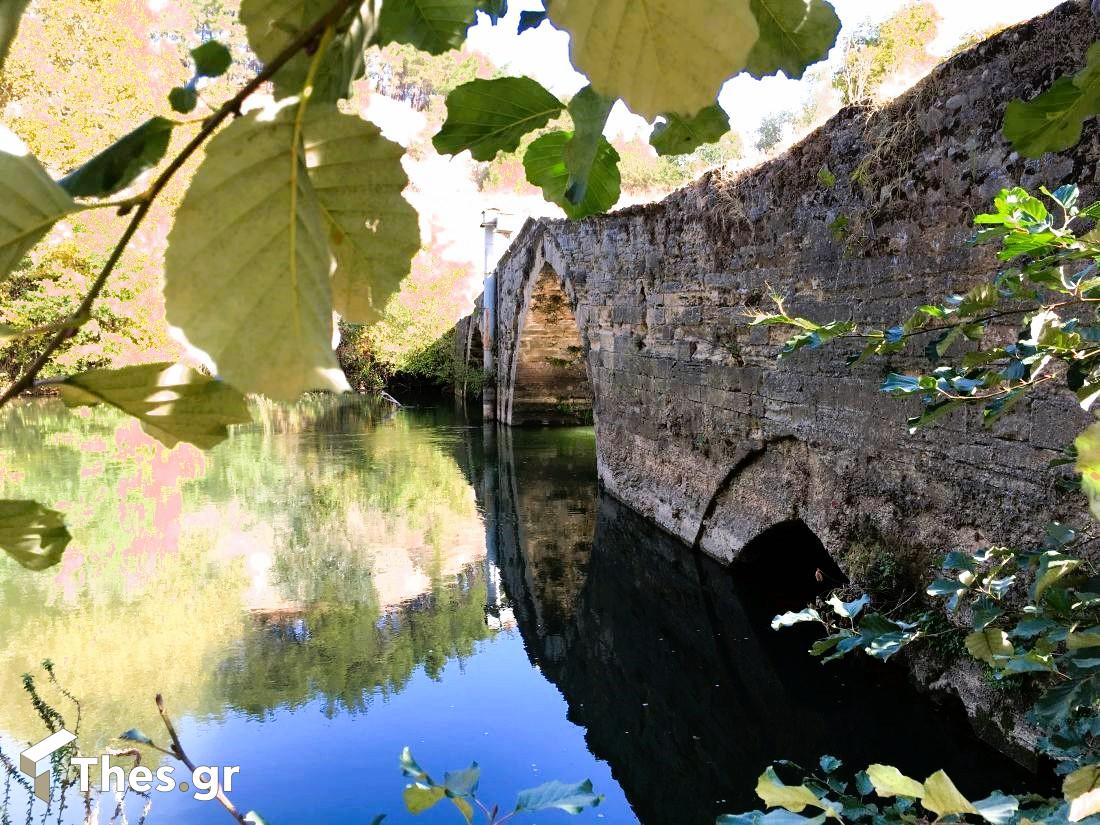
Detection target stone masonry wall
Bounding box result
[478,3,1100,595]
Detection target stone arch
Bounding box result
[507,259,593,425]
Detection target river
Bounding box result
[0,396,1040,824]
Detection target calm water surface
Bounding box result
[0,397,1039,824]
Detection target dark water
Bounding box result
[0,397,1038,824]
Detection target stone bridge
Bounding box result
[454,2,1099,581]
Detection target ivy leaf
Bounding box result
[403,785,445,814]
[650,105,731,156]
[745,0,841,80]
[434,77,563,161]
[302,107,419,325]
[756,767,834,815]
[0,126,77,282]
[191,40,232,78]
[523,130,620,219]
[1064,765,1100,822]
[0,0,29,74]
[58,362,252,450]
[514,779,603,814]
[965,628,1013,665]
[241,0,375,101]
[1032,551,1082,602]
[0,500,71,572]
[518,9,547,32]
[164,100,350,402]
[377,0,479,55]
[1003,41,1100,158]
[548,0,759,120]
[866,765,924,799]
[564,85,615,204]
[920,771,976,818]
[60,117,174,198]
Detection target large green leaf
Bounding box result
[303,106,419,324]
[1003,41,1100,158]
[377,0,479,55]
[523,130,620,219]
[0,0,29,74]
[920,771,976,818]
[548,0,759,120]
[240,0,375,101]
[0,126,77,281]
[514,779,603,814]
[563,85,614,204]
[965,628,1013,665]
[650,105,731,155]
[58,362,252,450]
[434,77,563,161]
[164,100,349,402]
[745,0,840,80]
[0,500,70,571]
[60,117,175,198]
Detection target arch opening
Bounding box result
[511,265,592,425]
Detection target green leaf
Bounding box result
[1032,551,1082,602]
[1003,42,1100,158]
[745,0,840,80]
[434,77,563,161]
[965,628,1013,665]
[450,797,474,824]
[0,0,29,74]
[564,85,615,204]
[303,106,419,325]
[972,792,1018,825]
[163,100,350,402]
[241,0,375,101]
[404,784,445,814]
[60,117,174,198]
[0,126,77,281]
[921,771,976,818]
[756,767,834,815]
[443,764,480,798]
[518,10,547,32]
[523,130,620,219]
[1067,627,1100,650]
[0,500,71,572]
[548,0,759,120]
[58,362,252,450]
[191,40,232,78]
[1076,421,1100,521]
[476,0,507,24]
[377,0,479,55]
[514,779,603,814]
[818,756,842,774]
[650,105,731,156]
[118,729,155,746]
[169,86,199,114]
[827,594,869,620]
[866,764,923,799]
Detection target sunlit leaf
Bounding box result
[450,797,474,824]
[1076,421,1100,521]
[378,0,479,55]
[745,0,840,80]
[866,764,923,799]
[0,0,28,74]
[434,77,563,161]
[827,594,869,620]
[965,628,1013,665]
[1065,765,1100,822]
[0,500,70,572]
[303,106,419,325]
[60,117,174,198]
[524,130,620,219]
[756,767,834,815]
[650,105,730,156]
[973,792,1018,825]
[400,747,431,783]
[771,608,822,629]
[1004,42,1100,158]
[404,785,445,814]
[243,813,269,825]
[514,779,603,814]
[58,362,252,450]
[548,0,759,120]
[1032,550,1082,602]
[0,126,77,282]
[564,85,615,204]
[164,100,349,402]
[921,771,976,818]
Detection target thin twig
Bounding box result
[0,0,360,408]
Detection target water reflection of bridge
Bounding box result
[450,415,1043,825]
